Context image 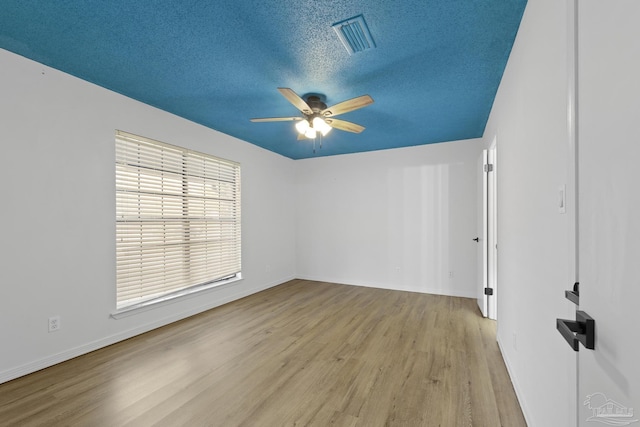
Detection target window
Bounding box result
[115,131,241,310]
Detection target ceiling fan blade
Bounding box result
[325,118,365,133]
[250,116,302,122]
[277,87,313,115]
[322,95,374,117]
[297,133,306,140]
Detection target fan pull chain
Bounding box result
[311,134,324,154]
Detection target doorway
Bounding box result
[478,139,498,320]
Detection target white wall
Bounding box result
[295,140,483,298]
[482,0,578,425]
[0,49,297,383]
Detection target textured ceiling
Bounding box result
[0,0,526,159]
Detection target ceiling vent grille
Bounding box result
[331,15,376,55]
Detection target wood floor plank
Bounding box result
[0,280,526,426]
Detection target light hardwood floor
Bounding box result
[0,280,526,426]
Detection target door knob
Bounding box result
[473,237,480,242]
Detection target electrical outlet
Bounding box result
[449,271,454,278]
[48,316,61,332]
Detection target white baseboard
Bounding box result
[0,275,477,385]
[297,275,477,299]
[497,335,532,427]
[0,276,294,385]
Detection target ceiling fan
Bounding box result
[250,88,374,139]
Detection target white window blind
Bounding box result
[115,131,241,309]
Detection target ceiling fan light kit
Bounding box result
[312,117,332,136]
[250,87,374,144]
[294,116,330,138]
[295,119,310,134]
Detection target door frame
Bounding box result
[478,139,498,320]
[487,140,498,320]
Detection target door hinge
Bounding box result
[484,164,494,172]
[484,287,494,296]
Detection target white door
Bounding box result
[477,146,497,320]
[487,143,497,320]
[477,150,488,317]
[577,1,640,425]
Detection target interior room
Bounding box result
[1,1,638,426]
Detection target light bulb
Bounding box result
[312,117,332,136]
[305,128,317,139]
[295,119,309,134]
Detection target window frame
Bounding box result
[113,131,241,316]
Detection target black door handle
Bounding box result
[556,310,595,351]
[473,237,479,242]
[565,282,579,305]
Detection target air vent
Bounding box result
[331,15,376,55]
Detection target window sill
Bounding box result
[110,274,243,319]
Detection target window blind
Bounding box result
[115,131,241,309]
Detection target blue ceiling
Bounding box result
[0,0,526,159]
